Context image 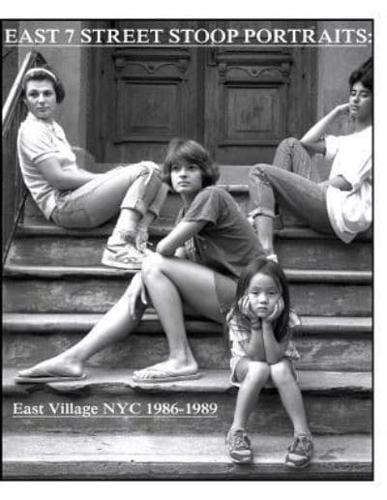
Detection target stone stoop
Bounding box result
[3,433,372,480]
[2,179,373,480]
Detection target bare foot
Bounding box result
[18,354,83,379]
[133,358,199,381]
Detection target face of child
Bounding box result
[171,161,203,195]
[24,79,57,121]
[349,82,372,122]
[247,272,281,318]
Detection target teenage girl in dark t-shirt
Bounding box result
[17,139,264,384]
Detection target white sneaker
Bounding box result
[101,243,144,270]
[138,241,155,257]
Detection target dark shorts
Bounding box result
[213,271,238,320]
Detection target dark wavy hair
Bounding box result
[21,65,65,103]
[349,57,373,93]
[232,257,290,343]
[163,138,220,189]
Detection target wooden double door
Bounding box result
[89,20,316,166]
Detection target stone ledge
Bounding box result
[2,432,372,480]
[3,367,372,395]
[2,312,373,335]
[3,264,373,284]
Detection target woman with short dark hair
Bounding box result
[16,138,265,384]
[248,57,373,261]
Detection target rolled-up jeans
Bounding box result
[248,138,334,234]
[51,162,168,228]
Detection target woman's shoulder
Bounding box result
[192,185,226,202]
[201,185,235,201]
[202,185,224,194]
[18,114,52,141]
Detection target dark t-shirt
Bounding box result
[178,186,264,280]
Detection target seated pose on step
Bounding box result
[248,57,372,261]
[17,65,168,269]
[226,258,312,468]
[16,138,265,384]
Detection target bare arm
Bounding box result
[244,325,266,361]
[261,299,288,364]
[300,103,350,152]
[36,157,101,190]
[261,322,288,364]
[156,220,206,256]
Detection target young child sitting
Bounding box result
[226,258,313,468]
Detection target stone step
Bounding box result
[3,266,372,316]
[3,368,372,436]
[16,221,372,242]
[22,187,373,237]
[8,225,372,270]
[3,313,372,372]
[2,432,372,480]
[22,185,251,225]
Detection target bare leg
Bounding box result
[270,359,310,435]
[135,253,231,380]
[18,274,146,378]
[231,359,270,430]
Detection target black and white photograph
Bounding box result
[2,14,376,484]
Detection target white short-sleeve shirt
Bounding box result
[325,126,372,243]
[17,112,79,219]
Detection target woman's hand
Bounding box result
[127,272,148,316]
[334,103,350,116]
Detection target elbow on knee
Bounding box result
[248,163,271,183]
[142,161,161,174]
[280,137,299,148]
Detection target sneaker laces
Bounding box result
[288,434,312,454]
[230,430,251,450]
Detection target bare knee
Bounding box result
[248,163,273,183]
[141,253,164,278]
[270,359,294,386]
[140,160,162,176]
[279,137,299,149]
[245,361,270,384]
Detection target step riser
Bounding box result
[2,461,373,481]
[7,237,372,270]
[4,280,372,316]
[3,390,372,435]
[3,332,372,372]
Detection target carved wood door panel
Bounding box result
[203,20,317,165]
[90,20,316,166]
[90,20,203,164]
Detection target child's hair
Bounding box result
[233,257,290,343]
[21,65,66,103]
[163,138,220,189]
[349,57,373,93]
